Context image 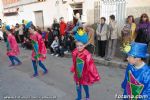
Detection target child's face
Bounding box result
[76,42,85,52]
[61,36,64,39]
[55,36,58,40]
[127,56,139,65]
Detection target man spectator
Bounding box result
[59,17,66,36]
[105,15,120,61]
[96,17,108,58]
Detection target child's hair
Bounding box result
[134,57,146,61]
[77,27,83,31]
[47,28,50,31]
[110,15,115,20]
[141,58,146,61]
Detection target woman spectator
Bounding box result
[121,15,136,45]
[121,15,136,61]
[52,18,60,37]
[135,13,150,45]
[96,17,108,57]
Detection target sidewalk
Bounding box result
[1,41,127,69]
[64,52,127,69]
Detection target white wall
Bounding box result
[126,0,150,7]
[16,0,70,28]
[2,0,96,27]
[0,0,3,19]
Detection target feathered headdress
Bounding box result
[74,27,88,44]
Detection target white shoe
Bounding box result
[64,51,68,54]
[55,54,59,57]
[51,54,54,56]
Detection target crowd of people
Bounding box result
[0,13,150,61]
[0,13,150,100]
[96,13,150,64]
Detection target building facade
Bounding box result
[0,0,150,29]
[1,0,96,29]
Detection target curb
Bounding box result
[64,53,127,69]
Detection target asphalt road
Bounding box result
[0,42,125,100]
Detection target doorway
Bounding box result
[34,11,44,30]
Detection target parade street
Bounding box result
[0,42,124,100]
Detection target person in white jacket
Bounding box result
[96,17,108,57]
[51,36,60,57]
[0,30,3,40]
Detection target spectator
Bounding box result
[105,15,120,61]
[0,19,2,28]
[47,28,54,54]
[72,13,82,34]
[65,21,74,36]
[121,15,136,61]
[36,26,42,35]
[121,15,136,44]
[65,35,72,52]
[22,37,32,50]
[96,17,108,57]
[135,13,150,45]
[18,24,24,46]
[2,25,7,42]
[51,36,60,57]
[0,30,3,40]
[52,18,60,37]
[59,35,66,57]
[65,21,74,52]
[84,25,96,54]
[42,31,48,48]
[59,17,66,36]
[14,23,20,43]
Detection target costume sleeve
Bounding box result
[142,71,150,100]
[37,34,47,55]
[9,36,18,52]
[86,53,100,83]
[70,49,77,73]
[121,64,130,89]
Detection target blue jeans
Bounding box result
[8,56,21,65]
[32,60,47,75]
[76,84,89,100]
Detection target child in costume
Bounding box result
[70,27,100,100]
[5,25,22,66]
[29,26,48,77]
[121,42,150,100]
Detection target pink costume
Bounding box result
[30,32,47,61]
[71,48,100,85]
[7,34,20,56]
